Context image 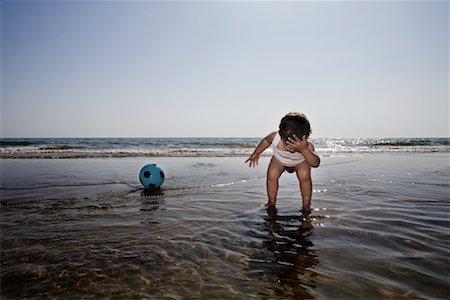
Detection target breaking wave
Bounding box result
[0,137,448,158]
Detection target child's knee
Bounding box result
[267,168,281,181]
[297,168,311,183]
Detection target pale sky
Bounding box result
[1,1,449,138]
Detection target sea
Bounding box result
[1,137,449,158]
[1,137,449,299]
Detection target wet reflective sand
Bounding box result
[1,154,449,298]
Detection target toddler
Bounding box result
[245,112,320,213]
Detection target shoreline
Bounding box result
[1,148,449,159]
[1,152,448,199]
[1,137,448,159]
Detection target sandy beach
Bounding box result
[1,153,449,299]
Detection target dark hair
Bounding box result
[279,112,311,141]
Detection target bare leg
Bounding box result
[295,161,312,213]
[266,156,285,208]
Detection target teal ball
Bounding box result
[139,164,165,190]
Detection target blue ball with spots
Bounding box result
[139,164,165,190]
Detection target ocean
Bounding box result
[1,137,449,299]
[0,137,449,159]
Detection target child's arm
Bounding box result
[245,131,276,167]
[286,135,320,168]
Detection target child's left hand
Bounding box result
[286,134,309,153]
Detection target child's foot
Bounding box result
[264,203,277,216]
[302,203,311,215]
[263,201,276,209]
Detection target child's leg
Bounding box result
[266,156,285,207]
[295,161,312,213]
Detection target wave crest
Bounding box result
[0,137,448,158]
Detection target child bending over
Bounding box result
[245,112,320,213]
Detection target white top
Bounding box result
[271,133,306,167]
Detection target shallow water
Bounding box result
[1,154,449,299]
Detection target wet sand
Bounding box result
[1,153,449,298]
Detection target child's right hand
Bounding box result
[245,153,260,167]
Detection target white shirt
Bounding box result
[271,132,306,167]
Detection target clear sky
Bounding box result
[1,0,448,138]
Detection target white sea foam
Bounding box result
[0,137,448,158]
